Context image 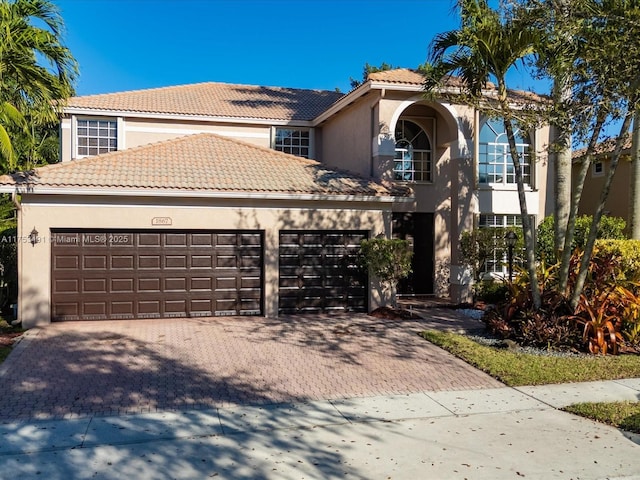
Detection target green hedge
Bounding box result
[536,215,627,262]
[594,239,640,281]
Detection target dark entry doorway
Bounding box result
[392,212,434,295]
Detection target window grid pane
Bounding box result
[393,119,433,183]
[77,119,117,156]
[479,121,531,186]
[478,214,524,274]
[274,128,310,158]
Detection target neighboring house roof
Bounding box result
[573,136,633,160]
[0,133,394,199]
[64,82,344,122]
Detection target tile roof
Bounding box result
[573,136,632,159]
[64,82,344,121]
[0,133,392,197]
[368,68,545,102]
[368,68,427,85]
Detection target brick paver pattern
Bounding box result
[0,313,501,420]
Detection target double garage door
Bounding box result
[51,229,368,321]
[51,230,263,321]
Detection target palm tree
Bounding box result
[0,0,77,171]
[426,0,542,308]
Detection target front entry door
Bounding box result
[393,212,434,295]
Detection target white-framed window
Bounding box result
[592,161,604,177]
[273,128,311,158]
[394,119,432,182]
[479,118,531,186]
[76,118,117,157]
[478,214,524,275]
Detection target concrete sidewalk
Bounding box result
[0,380,638,479]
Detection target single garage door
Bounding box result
[51,230,263,321]
[279,231,368,314]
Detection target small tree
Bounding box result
[359,238,412,307]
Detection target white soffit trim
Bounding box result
[0,185,410,204]
[63,108,314,127]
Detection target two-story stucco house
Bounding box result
[0,69,553,328]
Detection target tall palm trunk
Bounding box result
[552,78,572,260]
[569,111,634,309]
[499,85,541,309]
[558,110,606,293]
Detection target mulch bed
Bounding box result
[0,330,22,347]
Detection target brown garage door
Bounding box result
[279,231,368,314]
[51,230,263,321]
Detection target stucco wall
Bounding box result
[60,115,275,162]
[17,195,391,328]
[575,157,631,225]
[320,94,379,177]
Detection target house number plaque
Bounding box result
[151,217,172,226]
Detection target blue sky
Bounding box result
[55,0,547,96]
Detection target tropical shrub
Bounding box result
[594,239,640,281]
[474,280,509,304]
[0,225,17,313]
[485,243,640,354]
[536,215,627,262]
[484,262,581,350]
[359,238,412,305]
[568,248,640,354]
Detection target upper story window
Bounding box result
[394,120,432,182]
[592,160,604,177]
[77,119,117,157]
[274,128,311,158]
[479,118,531,186]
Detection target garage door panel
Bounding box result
[84,279,107,293]
[165,233,187,246]
[83,256,107,269]
[83,302,106,317]
[165,278,187,292]
[54,279,80,294]
[139,278,161,292]
[139,255,161,269]
[51,230,263,321]
[111,278,134,292]
[279,231,368,314]
[111,256,134,269]
[138,233,161,246]
[165,255,187,268]
[53,302,79,319]
[215,255,237,268]
[191,255,213,268]
[54,255,79,270]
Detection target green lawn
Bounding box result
[420,330,640,386]
[421,329,640,435]
[0,346,11,363]
[563,402,640,434]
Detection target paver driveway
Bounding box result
[0,312,501,420]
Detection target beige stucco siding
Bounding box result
[61,115,277,162]
[576,157,631,225]
[320,93,379,177]
[17,195,390,328]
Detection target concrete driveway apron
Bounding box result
[0,313,501,420]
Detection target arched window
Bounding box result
[394,120,432,182]
[478,118,531,186]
